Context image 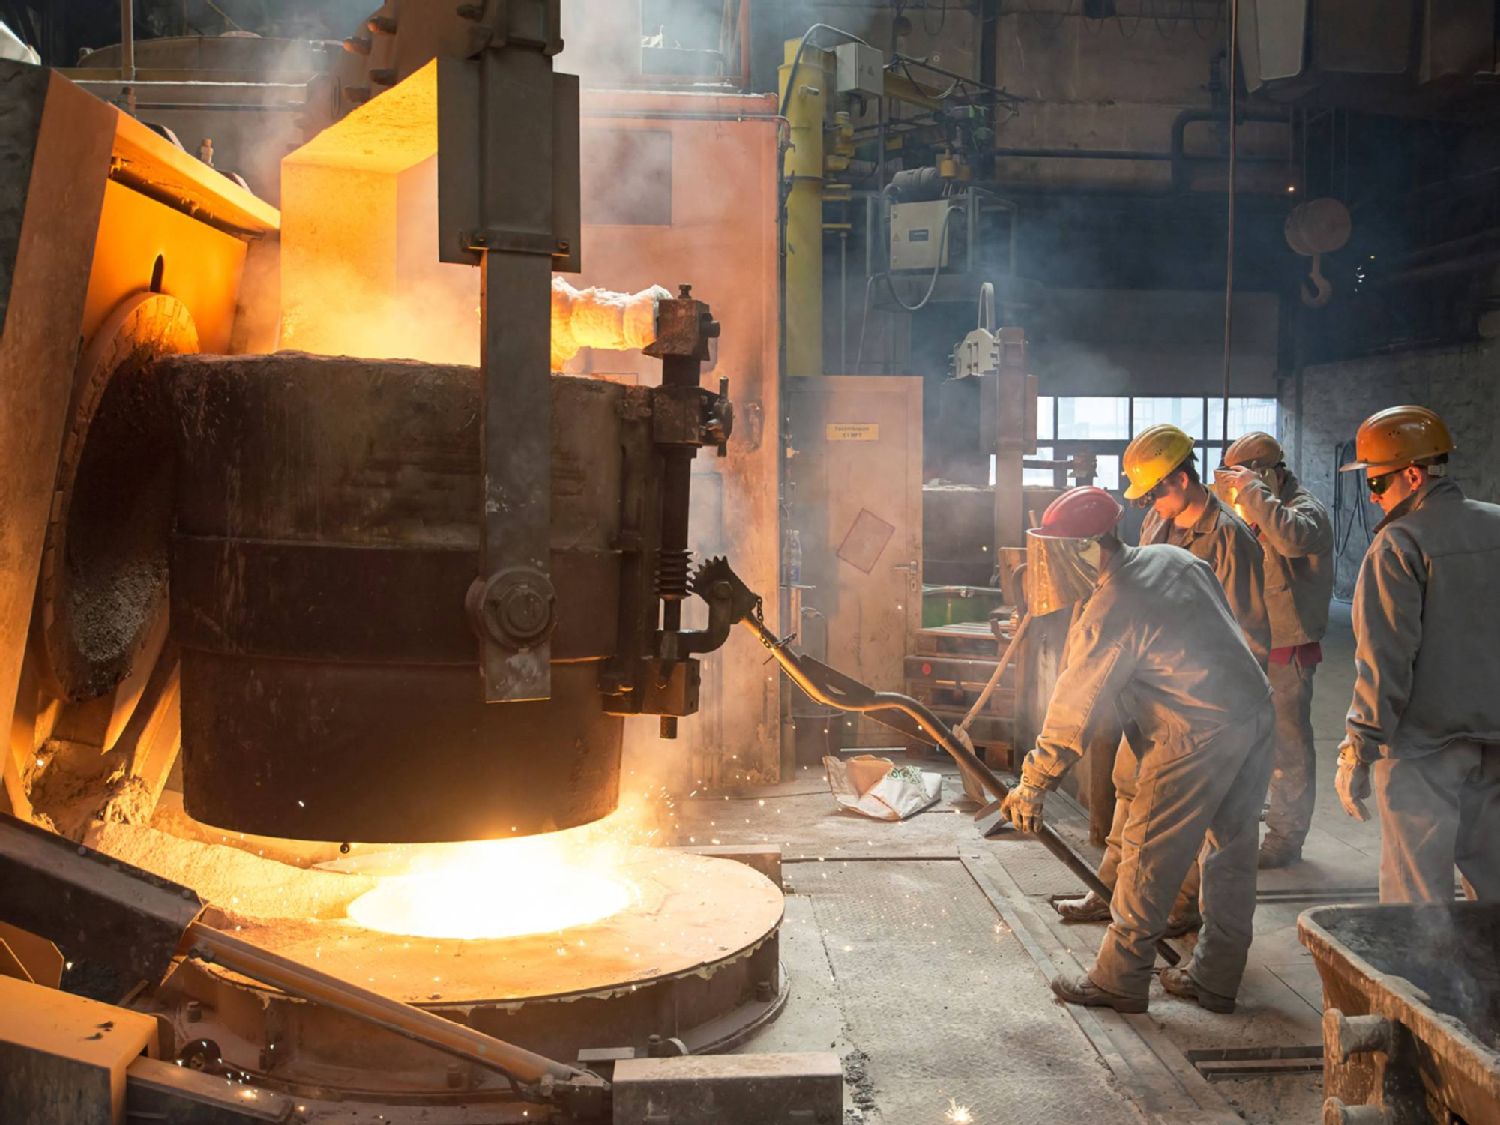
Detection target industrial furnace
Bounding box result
[0,5,825,1121]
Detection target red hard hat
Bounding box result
[1034,486,1123,539]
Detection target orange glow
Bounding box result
[279,63,666,371]
[337,805,660,941]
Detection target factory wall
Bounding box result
[1029,289,1279,397]
[1281,341,1500,596]
[992,3,1286,192]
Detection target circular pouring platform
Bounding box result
[157,847,786,1100]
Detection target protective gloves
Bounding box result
[1002,751,1059,834]
[1335,740,1372,822]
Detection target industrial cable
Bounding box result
[1151,0,1175,41]
[202,0,246,33]
[1115,2,1144,39]
[854,273,882,373]
[921,0,950,36]
[777,23,876,120]
[1218,0,1240,447]
[1025,0,1072,34]
[1332,439,1375,560]
[854,204,958,370]
[881,205,959,311]
[1189,0,1222,41]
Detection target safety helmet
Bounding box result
[1122,424,1196,500]
[1033,486,1123,540]
[1027,488,1121,615]
[1223,431,1283,470]
[1338,405,1455,475]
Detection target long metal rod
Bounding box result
[120,0,135,82]
[745,619,1098,894]
[186,922,599,1088]
[1219,0,1240,447]
[741,616,1181,966]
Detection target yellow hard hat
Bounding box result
[1338,405,1455,474]
[1122,424,1195,500]
[1223,431,1283,470]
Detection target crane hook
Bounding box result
[1301,253,1333,309]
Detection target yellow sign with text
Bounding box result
[825,423,880,442]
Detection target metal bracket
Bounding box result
[436,9,580,702]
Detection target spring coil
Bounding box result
[655,549,692,599]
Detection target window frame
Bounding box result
[1036,396,1279,493]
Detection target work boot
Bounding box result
[1163,909,1202,939]
[1258,835,1302,869]
[1159,967,1235,1014]
[1050,973,1148,1014]
[1054,890,1111,924]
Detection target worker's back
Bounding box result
[1091,543,1270,748]
[1141,495,1271,667]
[1355,478,1500,754]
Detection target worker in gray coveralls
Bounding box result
[1054,423,1269,936]
[1336,405,1500,903]
[1003,486,1275,1014]
[1214,431,1334,869]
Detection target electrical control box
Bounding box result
[889,200,952,271]
[835,42,884,96]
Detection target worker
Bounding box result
[1004,486,1274,1013]
[1056,424,1269,932]
[1336,405,1500,902]
[1213,432,1334,868]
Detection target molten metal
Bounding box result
[339,813,644,940]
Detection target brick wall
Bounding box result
[1281,341,1500,596]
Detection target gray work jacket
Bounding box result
[1031,544,1272,784]
[1231,469,1335,648]
[1347,478,1500,761]
[1141,492,1271,667]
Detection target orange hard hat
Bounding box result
[1033,486,1123,540]
[1339,405,1455,474]
[1223,431,1283,470]
[1122,424,1195,500]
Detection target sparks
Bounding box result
[945,1098,974,1124]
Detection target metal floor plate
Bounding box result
[802,858,1134,1123]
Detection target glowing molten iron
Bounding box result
[341,815,643,941]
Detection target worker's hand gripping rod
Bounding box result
[691,559,1181,967]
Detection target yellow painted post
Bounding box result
[779,40,828,377]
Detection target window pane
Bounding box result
[1022,446,1054,487]
[1037,396,1055,441]
[1202,445,1224,473]
[1056,396,1129,439]
[1207,397,1278,441]
[1132,397,1204,439]
[1094,453,1121,491]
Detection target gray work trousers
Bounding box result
[1099,742,1201,921]
[1263,657,1318,848]
[1089,702,1275,1000]
[1373,740,1500,903]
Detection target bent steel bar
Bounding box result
[186,923,604,1091]
[691,559,1181,967]
[0,815,604,1094]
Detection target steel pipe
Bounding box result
[185,922,603,1090]
[120,0,134,82]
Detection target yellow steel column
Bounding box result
[779,40,828,378]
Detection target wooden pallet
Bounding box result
[904,623,1017,767]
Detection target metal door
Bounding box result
[789,376,923,746]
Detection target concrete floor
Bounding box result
[671,602,1381,1124]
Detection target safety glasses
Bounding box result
[1131,481,1168,510]
[1367,471,1399,497]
